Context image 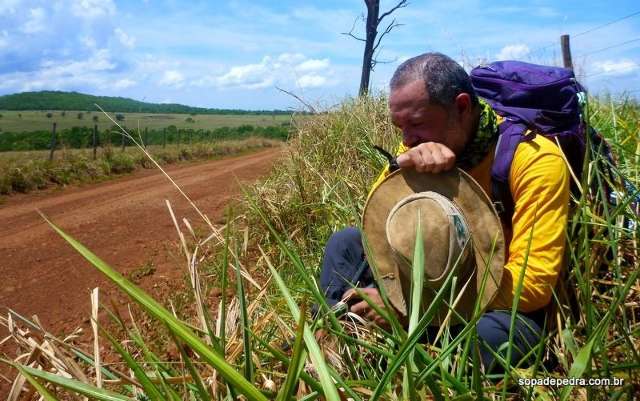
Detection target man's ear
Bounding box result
[454,93,472,116]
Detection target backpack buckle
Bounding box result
[493,201,505,214]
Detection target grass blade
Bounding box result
[100,327,166,401]
[234,243,254,382]
[279,303,308,401]
[2,360,133,401]
[40,213,268,401]
[262,248,341,401]
[11,363,60,401]
[403,212,424,400]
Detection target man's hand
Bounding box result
[343,288,395,328]
[396,142,456,173]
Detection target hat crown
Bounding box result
[385,192,471,286]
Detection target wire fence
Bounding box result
[519,10,640,97]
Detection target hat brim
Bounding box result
[362,168,505,324]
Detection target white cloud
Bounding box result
[496,44,530,60]
[114,28,136,49]
[0,49,118,91]
[21,8,46,34]
[39,49,115,75]
[159,70,185,88]
[114,78,136,89]
[215,56,273,89]
[212,53,333,90]
[71,0,116,18]
[80,35,97,49]
[592,60,639,77]
[297,74,327,88]
[276,53,306,65]
[0,30,8,48]
[0,0,19,15]
[296,58,330,72]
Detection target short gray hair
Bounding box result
[390,52,478,108]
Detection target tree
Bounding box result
[93,115,99,122]
[77,112,84,119]
[46,112,53,118]
[344,0,408,96]
[115,113,125,122]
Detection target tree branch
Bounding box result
[372,18,403,54]
[371,45,398,71]
[275,86,317,114]
[341,14,366,42]
[378,0,408,24]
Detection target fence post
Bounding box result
[93,124,98,160]
[49,122,57,161]
[561,34,573,70]
[163,128,167,148]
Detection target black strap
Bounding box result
[373,145,400,172]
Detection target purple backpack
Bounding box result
[470,61,588,222]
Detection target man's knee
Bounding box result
[476,311,543,372]
[325,227,362,253]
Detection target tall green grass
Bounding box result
[2,95,639,400]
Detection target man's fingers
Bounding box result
[350,300,369,315]
[342,288,356,301]
[396,153,411,168]
[425,144,446,173]
[396,142,456,173]
[440,145,456,170]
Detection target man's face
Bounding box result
[389,79,470,155]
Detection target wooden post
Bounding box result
[121,126,126,151]
[163,128,167,148]
[93,124,98,160]
[561,34,573,70]
[49,122,57,161]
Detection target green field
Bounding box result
[0,110,295,132]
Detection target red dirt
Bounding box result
[0,147,282,337]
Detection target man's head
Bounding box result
[389,53,480,155]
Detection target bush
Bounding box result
[115,113,125,122]
[0,173,11,194]
[77,112,83,120]
[7,167,32,193]
[108,152,135,174]
[46,112,53,118]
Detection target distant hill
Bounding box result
[0,91,293,115]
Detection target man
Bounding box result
[319,52,569,372]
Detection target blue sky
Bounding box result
[0,0,638,109]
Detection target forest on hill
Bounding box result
[0,91,294,115]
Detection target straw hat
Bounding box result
[362,168,505,326]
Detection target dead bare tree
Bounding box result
[344,0,408,96]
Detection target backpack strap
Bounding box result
[491,120,532,226]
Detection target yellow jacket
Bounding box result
[369,134,569,312]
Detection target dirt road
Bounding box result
[0,147,281,335]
